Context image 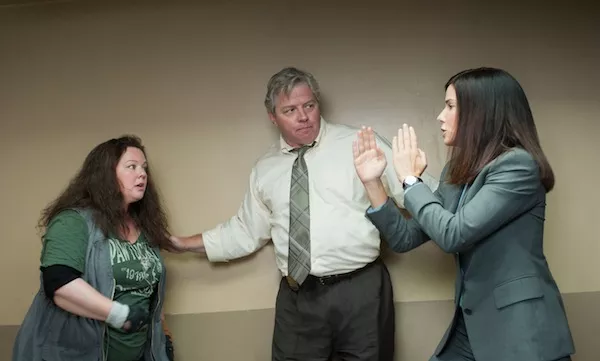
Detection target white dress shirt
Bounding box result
[203,118,438,277]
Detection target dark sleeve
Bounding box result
[366,197,431,253]
[404,149,541,253]
[365,166,447,253]
[41,264,82,301]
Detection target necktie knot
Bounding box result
[294,143,314,157]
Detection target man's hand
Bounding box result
[165,234,205,253]
[164,235,188,253]
[353,126,388,184]
[392,124,427,183]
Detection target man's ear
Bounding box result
[268,112,277,126]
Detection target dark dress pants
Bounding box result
[272,258,395,361]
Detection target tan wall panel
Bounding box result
[0,0,598,324]
[2,292,599,360]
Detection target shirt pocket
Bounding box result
[493,275,544,309]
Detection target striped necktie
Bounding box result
[287,144,313,285]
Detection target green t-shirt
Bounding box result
[41,210,163,361]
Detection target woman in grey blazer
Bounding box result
[352,67,575,361]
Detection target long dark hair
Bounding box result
[445,67,555,192]
[38,135,170,247]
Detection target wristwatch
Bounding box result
[402,175,422,190]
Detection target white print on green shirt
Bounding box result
[108,237,162,298]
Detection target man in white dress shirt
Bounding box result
[169,67,437,361]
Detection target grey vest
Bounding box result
[12,208,169,361]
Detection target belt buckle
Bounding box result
[286,276,299,291]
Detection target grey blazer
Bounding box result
[367,148,575,361]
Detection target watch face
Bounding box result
[405,176,417,185]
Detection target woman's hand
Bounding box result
[392,124,427,183]
[352,126,387,184]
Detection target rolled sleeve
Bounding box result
[202,227,228,262]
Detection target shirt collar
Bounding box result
[280,116,327,153]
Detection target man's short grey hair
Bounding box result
[264,67,321,114]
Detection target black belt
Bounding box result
[285,259,378,291]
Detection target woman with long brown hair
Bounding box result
[352,68,574,361]
[13,135,173,361]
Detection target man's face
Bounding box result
[268,83,321,148]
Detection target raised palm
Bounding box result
[353,126,387,183]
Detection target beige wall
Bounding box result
[1,0,599,359]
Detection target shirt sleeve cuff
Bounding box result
[202,227,228,262]
[366,203,385,214]
[365,197,403,231]
[365,197,395,215]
